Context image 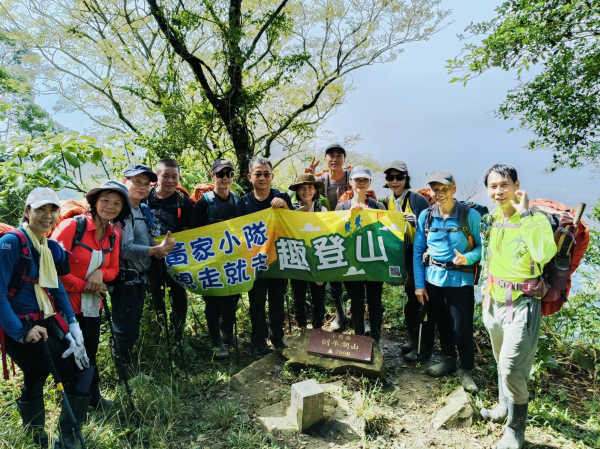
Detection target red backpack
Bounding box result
[529,199,590,315]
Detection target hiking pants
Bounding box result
[483,295,541,405]
[291,279,326,328]
[426,282,475,370]
[111,280,147,365]
[5,319,94,399]
[149,258,188,339]
[344,281,384,340]
[203,295,238,345]
[329,282,343,300]
[404,264,434,346]
[248,278,286,348]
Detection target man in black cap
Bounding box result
[111,163,176,368]
[305,143,353,332]
[189,159,242,358]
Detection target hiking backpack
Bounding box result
[72,215,116,254]
[203,190,240,224]
[424,201,489,283]
[529,199,589,315]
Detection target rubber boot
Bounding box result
[55,394,91,449]
[221,328,244,347]
[481,374,508,423]
[496,402,528,449]
[400,335,417,353]
[426,355,458,377]
[403,345,432,362]
[330,295,346,332]
[458,369,478,394]
[17,396,48,447]
[89,366,114,411]
[370,317,382,344]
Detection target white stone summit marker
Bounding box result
[288,379,324,432]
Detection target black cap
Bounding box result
[124,163,158,182]
[211,158,235,174]
[324,143,346,157]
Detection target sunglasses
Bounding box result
[252,172,272,178]
[216,171,234,178]
[386,173,407,182]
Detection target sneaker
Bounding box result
[426,355,457,378]
[253,346,270,360]
[403,347,432,362]
[458,369,478,394]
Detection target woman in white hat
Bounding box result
[335,166,386,343]
[0,188,93,447]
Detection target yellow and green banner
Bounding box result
[161,209,406,296]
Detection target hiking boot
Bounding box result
[330,296,346,332]
[90,367,115,411]
[213,341,229,359]
[458,369,478,394]
[253,346,270,360]
[17,396,48,448]
[400,336,417,353]
[221,329,244,347]
[55,393,91,449]
[496,402,528,449]
[481,374,508,423]
[403,346,432,362]
[426,355,457,377]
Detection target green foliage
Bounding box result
[448,0,600,171]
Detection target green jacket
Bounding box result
[291,192,331,211]
[484,208,557,303]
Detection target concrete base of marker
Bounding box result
[288,379,324,432]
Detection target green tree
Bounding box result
[447,0,600,171]
[1,0,450,187]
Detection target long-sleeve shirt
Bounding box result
[413,201,482,289]
[0,229,75,341]
[114,205,155,275]
[51,214,120,314]
[485,208,557,302]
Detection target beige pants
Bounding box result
[483,295,541,405]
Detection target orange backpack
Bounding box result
[191,183,215,202]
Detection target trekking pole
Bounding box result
[165,284,188,377]
[285,290,292,333]
[574,203,586,225]
[417,303,427,363]
[39,339,87,449]
[234,295,240,366]
[100,293,135,411]
[156,284,174,377]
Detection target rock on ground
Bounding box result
[431,386,481,430]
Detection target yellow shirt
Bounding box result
[387,194,416,243]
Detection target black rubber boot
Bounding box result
[400,324,418,353]
[352,307,365,336]
[403,345,433,362]
[481,373,508,423]
[330,295,347,332]
[496,402,528,449]
[426,355,458,377]
[370,317,382,344]
[89,366,114,411]
[55,394,91,449]
[17,396,48,447]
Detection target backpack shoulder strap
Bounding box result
[382,196,389,209]
[401,192,410,211]
[424,205,435,234]
[5,229,33,300]
[73,215,94,252]
[231,192,240,207]
[243,194,253,215]
[203,191,217,223]
[458,203,475,251]
[367,198,378,209]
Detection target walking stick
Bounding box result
[39,339,87,449]
[234,294,240,366]
[153,261,174,376]
[417,303,428,363]
[101,293,135,410]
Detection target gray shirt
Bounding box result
[327,177,348,208]
[118,206,155,275]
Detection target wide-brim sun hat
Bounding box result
[85,180,133,217]
[289,173,324,191]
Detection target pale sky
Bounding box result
[37,0,598,214]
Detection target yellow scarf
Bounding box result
[22,224,57,318]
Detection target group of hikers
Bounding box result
[0,141,578,449]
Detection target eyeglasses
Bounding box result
[385,173,407,182]
[252,172,272,178]
[216,171,234,179]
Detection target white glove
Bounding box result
[62,333,90,370]
[68,321,84,346]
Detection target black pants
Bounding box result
[426,282,475,370]
[404,265,434,347]
[248,278,286,348]
[203,295,238,345]
[344,281,384,339]
[291,279,325,328]
[329,282,343,299]
[76,314,103,399]
[5,318,93,399]
[111,280,147,365]
[149,258,188,338]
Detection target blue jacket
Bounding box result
[0,228,75,341]
[413,202,482,289]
